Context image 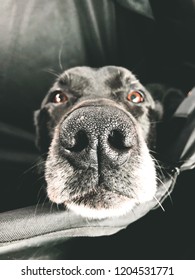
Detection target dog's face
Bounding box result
[35,66,159,219]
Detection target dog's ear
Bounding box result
[161,88,185,120]
[146,83,185,120]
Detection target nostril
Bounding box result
[68,130,89,152]
[108,129,130,152]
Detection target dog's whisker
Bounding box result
[22,164,44,178]
[56,203,62,212]
[58,45,64,71]
[150,154,174,204]
[153,195,165,212]
[22,163,37,175]
[150,154,166,178]
[36,183,46,200]
[41,68,60,78]
[40,194,49,210]
[49,202,54,213]
[156,176,173,204]
[33,184,47,215]
[34,196,43,217]
[22,152,48,176]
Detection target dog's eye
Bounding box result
[127,90,144,104]
[52,91,68,104]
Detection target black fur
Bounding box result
[34,66,184,219]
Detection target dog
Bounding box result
[34,66,183,219]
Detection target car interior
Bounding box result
[0,0,195,259]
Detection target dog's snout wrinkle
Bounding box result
[59,105,136,169]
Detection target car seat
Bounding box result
[0,0,195,259]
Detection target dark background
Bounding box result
[0,0,195,259]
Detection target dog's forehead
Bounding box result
[58,66,139,89]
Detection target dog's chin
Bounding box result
[47,180,157,219]
[66,195,136,220]
[47,184,135,218]
[47,170,157,220]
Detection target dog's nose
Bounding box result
[59,106,136,168]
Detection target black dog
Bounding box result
[34,66,182,219]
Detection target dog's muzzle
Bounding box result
[59,105,137,170]
[45,101,157,219]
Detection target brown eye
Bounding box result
[52,91,68,104]
[127,90,144,104]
